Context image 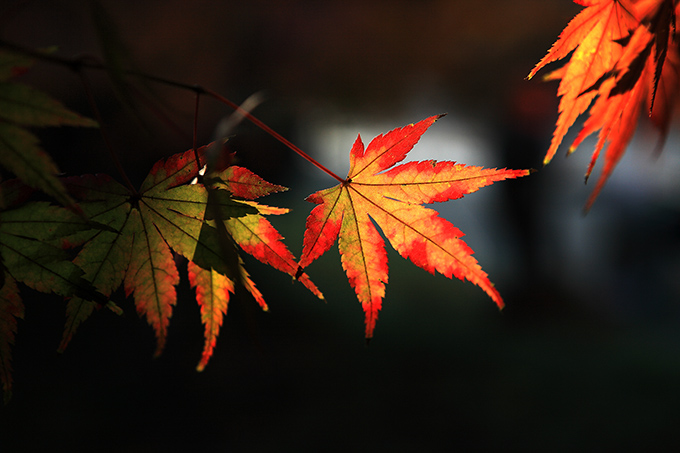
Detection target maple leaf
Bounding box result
[0,50,98,209]
[529,0,680,209]
[59,145,320,368]
[188,261,234,372]
[527,0,641,164]
[0,200,111,299]
[570,24,655,208]
[649,35,680,146]
[214,166,321,297]
[188,258,265,371]
[187,162,321,370]
[298,115,529,339]
[0,190,115,402]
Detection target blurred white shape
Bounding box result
[298,106,495,181]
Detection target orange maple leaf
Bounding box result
[298,115,530,339]
[528,0,641,164]
[529,0,680,210]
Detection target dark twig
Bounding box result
[0,39,345,182]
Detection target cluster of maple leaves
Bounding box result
[0,50,528,403]
[528,0,680,210]
[1,0,679,404]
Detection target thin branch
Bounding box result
[203,87,345,183]
[0,39,346,183]
[192,92,201,169]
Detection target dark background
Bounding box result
[3,1,680,451]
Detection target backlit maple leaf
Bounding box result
[298,115,530,339]
[529,0,680,210]
[188,162,321,370]
[60,145,321,364]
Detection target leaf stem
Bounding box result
[0,39,346,183]
[192,91,201,169]
[202,88,345,183]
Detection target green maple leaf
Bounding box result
[0,143,322,399]
[0,200,109,298]
[0,192,113,403]
[59,144,321,361]
[0,50,97,209]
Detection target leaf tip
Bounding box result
[582,189,600,214]
[152,343,165,359]
[107,301,123,315]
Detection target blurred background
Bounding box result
[3,0,680,450]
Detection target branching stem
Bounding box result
[202,88,344,183]
[0,39,345,183]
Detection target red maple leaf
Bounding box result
[529,0,680,210]
[298,115,530,339]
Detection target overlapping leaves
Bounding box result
[0,144,322,402]
[62,145,321,355]
[0,50,98,209]
[0,187,112,402]
[529,0,680,209]
[0,27,543,405]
